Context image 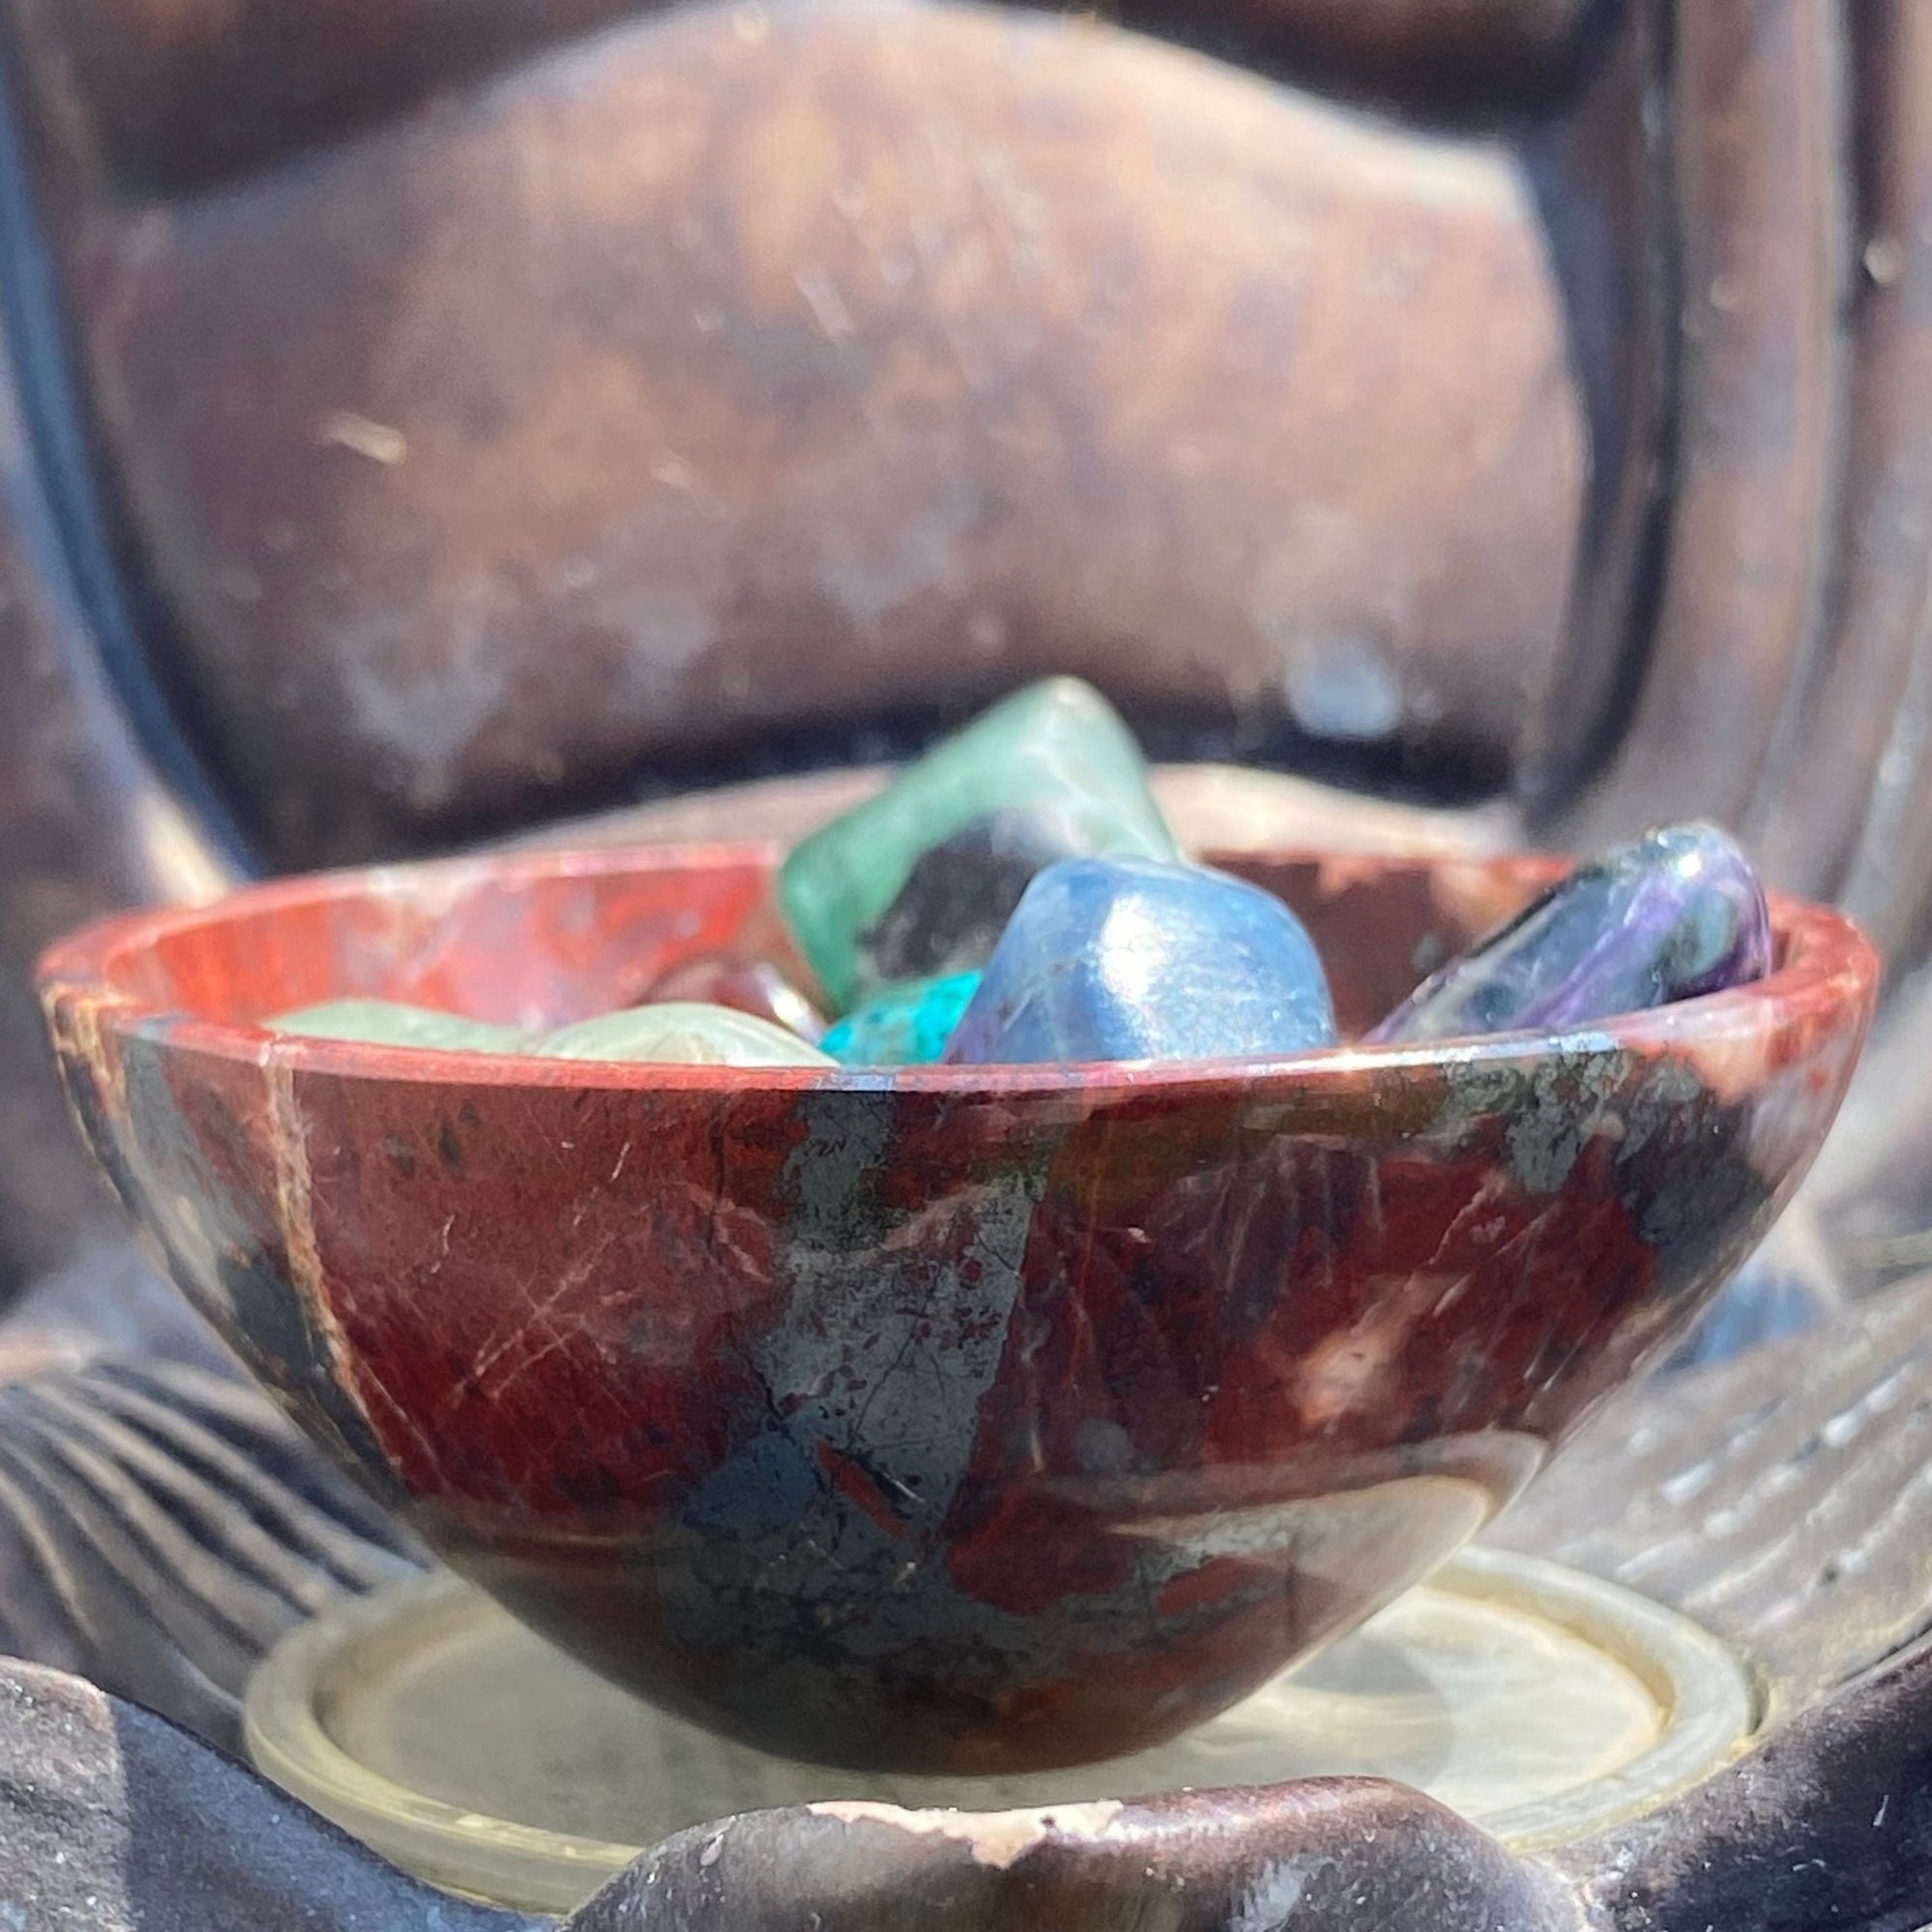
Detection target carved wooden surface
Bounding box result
[1494,1267,1932,1715]
[0,0,1595,200]
[1757,0,1932,932]
[0,288,233,1299]
[59,9,1578,865]
[1550,0,1849,850]
[0,1242,419,1751]
[0,1658,534,1932]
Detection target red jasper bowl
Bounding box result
[38,845,1875,1774]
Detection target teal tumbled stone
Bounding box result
[820,972,983,1066]
[778,679,1178,1011]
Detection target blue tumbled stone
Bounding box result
[821,972,983,1066]
[1369,822,1771,1045]
[940,859,1338,1065]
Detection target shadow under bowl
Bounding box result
[37,845,1875,1773]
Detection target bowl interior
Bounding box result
[72,845,1562,1043]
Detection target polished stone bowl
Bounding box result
[37,846,1875,1773]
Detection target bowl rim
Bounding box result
[36,840,1880,1099]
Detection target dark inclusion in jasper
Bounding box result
[1370,823,1773,1044]
[856,805,1093,990]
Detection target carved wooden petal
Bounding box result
[0,1243,420,1753]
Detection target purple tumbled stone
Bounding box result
[1369,822,1773,1045]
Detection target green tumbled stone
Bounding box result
[534,1004,836,1067]
[820,972,983,1066]
[266,999,531,1052]
[778,678,1178,1011]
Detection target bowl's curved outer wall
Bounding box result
[37,848,1876,1771]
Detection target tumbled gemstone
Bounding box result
[643,951,828,1044]
[778,678,1178,1010]
[857,807,1092,990]
[535,1004,835,1067]
[941,859,1338,1066]
[821,972,983,1066]
[1369,822,1772,1045]
[267,999,530,1052]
